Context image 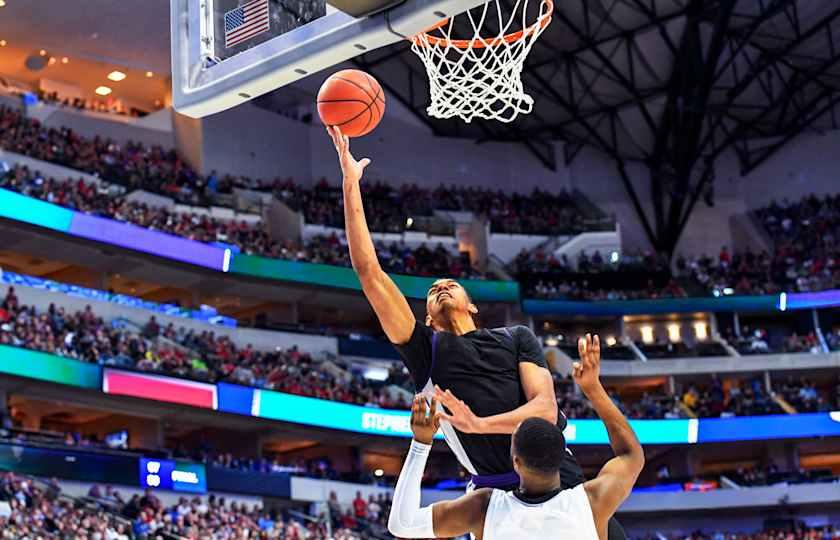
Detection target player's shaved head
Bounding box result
[512,417,566,474]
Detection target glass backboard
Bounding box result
[170,0,489,118]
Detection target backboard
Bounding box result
[170,0,489,118]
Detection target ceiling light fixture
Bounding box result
[0,40,6,47]
[0,1,6,7]
[39,49,47,56]
[48,57,57,65]
[95,86,112,96]
[61,57,69,64]
[145,71,154,78]
[107,70,126,82]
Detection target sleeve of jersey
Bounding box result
[393,322,435,387]
[388,440,436,539]
[514,325,548,368]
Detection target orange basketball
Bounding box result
[317,69,385,138]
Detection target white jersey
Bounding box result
[482,484,599,540]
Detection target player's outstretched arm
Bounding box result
[328,126,415,344]
[576,335,644,538]
[388,396,491,539]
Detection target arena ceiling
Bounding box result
[360,0,840,170]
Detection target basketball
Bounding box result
[317,69,386,138]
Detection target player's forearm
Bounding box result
[478,394,557,434]
[343,178,381,277]
[388,440,436,538]
[584,384,643,465]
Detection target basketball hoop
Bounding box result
[409,0,553,123]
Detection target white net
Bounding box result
[409,0,552,123]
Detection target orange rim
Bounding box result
[410,0,553,50]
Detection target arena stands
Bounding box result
[516,192,840,300]
[0,289,408,409]
[0,470,364,539]
[554,375,829,420]
[5,275,839,419]
[35,90,151,118]
[0,105,596,236]
[0,164,484,279]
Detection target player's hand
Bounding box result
[573,333,602,396]
[434,385,483,434]
[410,395,440,445]
[327,125,370,184]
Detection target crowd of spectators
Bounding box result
[0,105,594,237]
[776,376,836,413]
[33,90,149,118]
[517,249,689,301]
[757,194,840,292]
[635,527,839,540]
[556,374,838,420]
[327,490,393,537]
[679,377,784,418]
[5,283,839,420]
[0,288,409,410]
[0,164,483,279]
[726,325,824,356]
[0,471,130,539]
[0,470,364,539]
[516,191,840,301]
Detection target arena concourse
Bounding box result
[0,0,840,539]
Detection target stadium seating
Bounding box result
[0,469,365,539]
[0,105,595,236]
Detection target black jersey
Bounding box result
[395,322,546,476]
[394,322,627,540]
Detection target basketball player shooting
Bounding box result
[327,126,628,539]
[388,334,644,540]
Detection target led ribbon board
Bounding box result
[139,458,207,493]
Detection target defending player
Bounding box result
[388,334,644,540]
[328,126,626,538]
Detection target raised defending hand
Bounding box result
[410,395,440,445]
[326,125,370,184]
[574,333,602,395]
[434,385,483,434]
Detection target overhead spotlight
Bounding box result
[640,325,654,345]
[374,469,384,477]
[48,57,56,65]
[406,217,413,228]
[606,336,617,347]
[693,321,708,341]
[145,71,154,78]
[39,49,47,56]
[95,86,112,96]
[0,1,6,7]
[154,99,161,107]
[107,70,126,82]
[61,57,69,64]
[667,323,681,343]
[0,40,6,47]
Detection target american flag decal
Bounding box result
[224,0,270,49]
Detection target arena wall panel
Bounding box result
[0,345,101,388]
[38,106,175,149]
